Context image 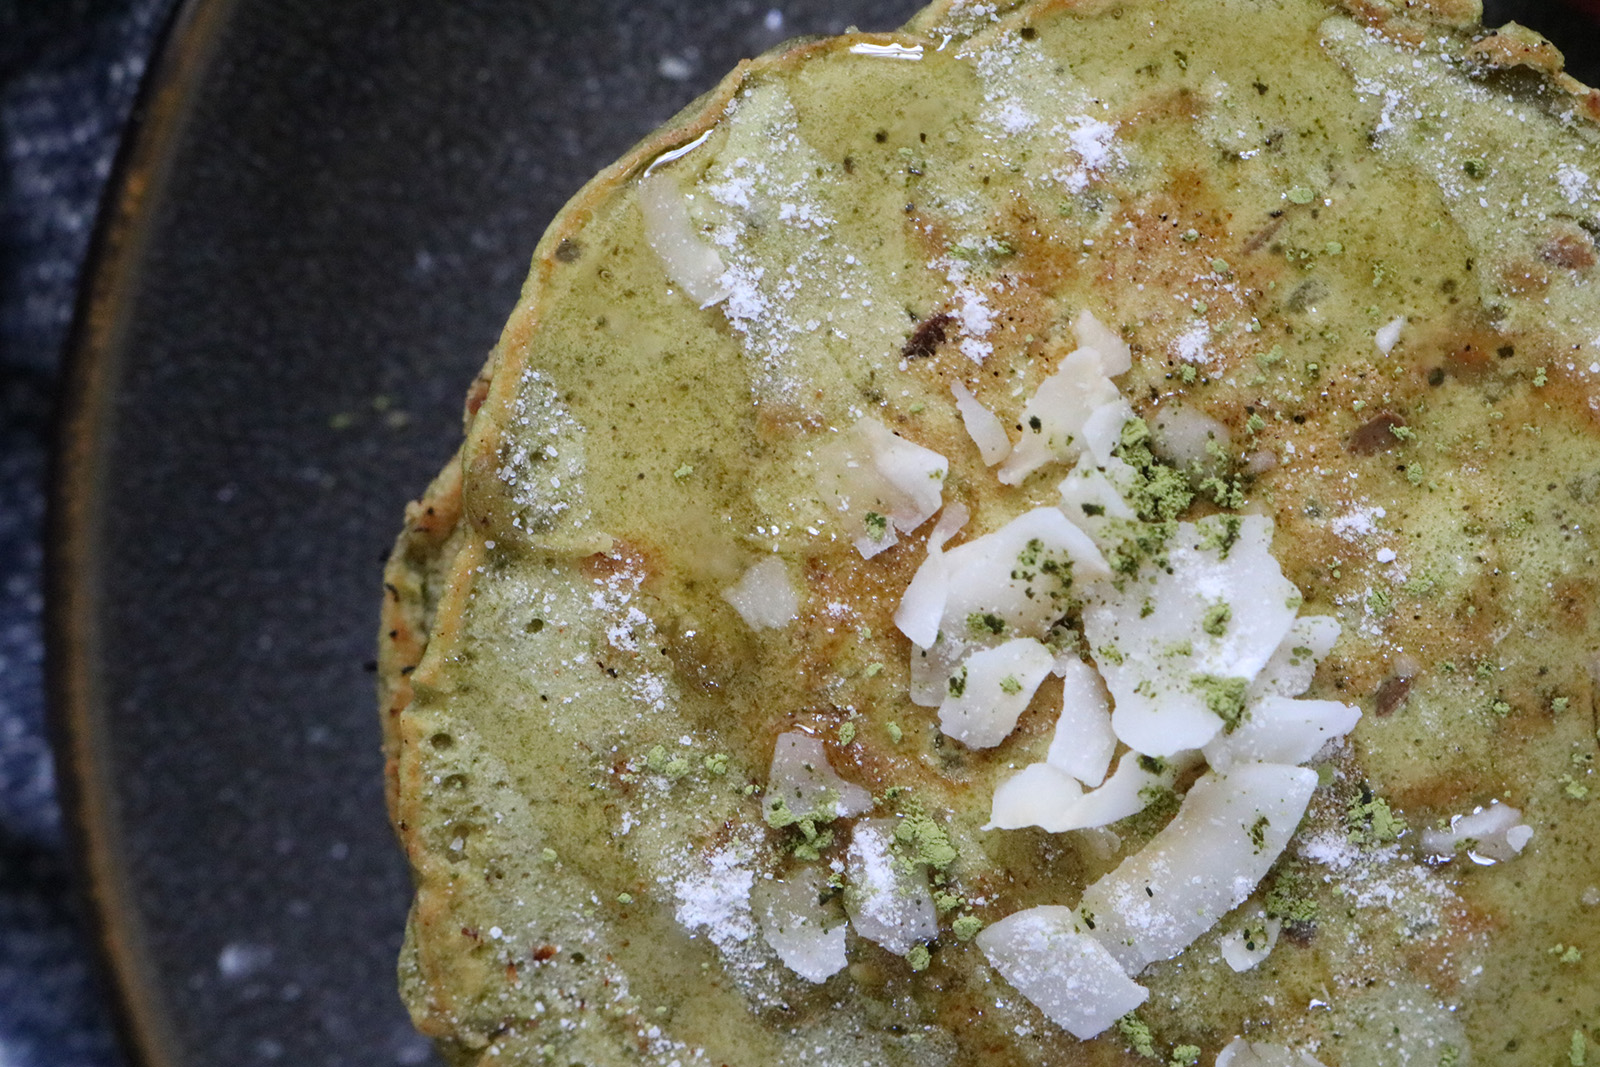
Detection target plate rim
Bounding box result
[46,1,241,1064]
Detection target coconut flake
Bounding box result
[910,507,1110,707]
[638,171,730,307]
[938,638,1056,748]
[894,503,970,649]
[1047,655,1117,787]
[1080,763,1317,973]
[952,381,1012,465]
[1420,801,1533,865]
[941,507,1110,634]
[1150,405,1231,475]
[1251,616,1341,699]
[723,557,799,630]
[1218,909,1281,972]
[816,418,948,558]
[754,868,848,983]
[844,818,937,956]
[995,751,1178,834]
[1081,399,1135,466]
[1215,1038,1328,1067]
[1082,515,1299,757]
[1074,310,1132,376]
[1057,457,1138,548]
[1203,696,1361,772]
[997,350,1122,485]
[987,762,1084,830]
[976,906,1149,1040]
[767,732,872,821]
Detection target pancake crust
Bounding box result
[383,2,1600,1063]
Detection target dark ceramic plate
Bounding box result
[47,1,1600,1066]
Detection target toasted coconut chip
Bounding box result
[909,506,1108,707]
[1080,399,1135,467]
[1218,908,1281,973]
[976,906,1148,1040]
[1150,404,1231,475]
[844,818,937,957]
[942,506,1110,634]
[1057,457,1139,548]
[986,762,1084,831]
[990,751,1181,834]
[754,868,848,984]
[1080,763,1317,974]
[767,732,872,821]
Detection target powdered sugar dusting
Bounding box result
[673,843,757,948]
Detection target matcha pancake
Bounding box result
[380,1,1600,1063]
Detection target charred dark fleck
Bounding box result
[902,312,954,360]
[1347,411,1408,455]
[1374,673,1416,716]
[554,238,582,263]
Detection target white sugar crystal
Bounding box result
[845,819,937,956]
[1083,515,1299,757]
[997,350,1122,485]
[767,732,872,821]
[976,906,1148,1039]
[1080,763,1317,973]
[723,556,799,630]
[938,638,1056,748]
[1203,696,1361,772]
[1047,654,1117,787]
[754,868,848,983]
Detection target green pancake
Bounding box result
[381,2,1600,1064]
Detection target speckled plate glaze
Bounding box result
[46,1,1599,1066]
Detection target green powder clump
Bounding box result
[894,812,958,871]
[1192,675,1249,730]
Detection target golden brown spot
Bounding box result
[1499,258,1551,296]
[1466,24,1567,77]
[1540,227,1597,271]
